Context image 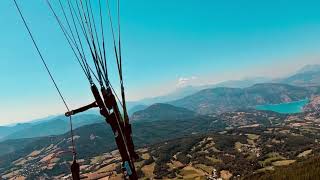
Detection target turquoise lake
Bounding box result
[255,99,309,114]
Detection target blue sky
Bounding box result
[0,0,320,124]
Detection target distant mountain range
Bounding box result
[278,64,320,86]
[127,77,272,112]
[0,123,32,140]
[295,64,320,74]
[0,114,103,142]
[130,86,203,107]
[170,83,315,114]
[128,64,320,114]
[212,77,272,88]
[0,116,60,139]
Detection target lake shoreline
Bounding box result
[255,99,309,114]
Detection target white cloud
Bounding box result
[177,76,198,87]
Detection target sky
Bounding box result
[0,0,320,125]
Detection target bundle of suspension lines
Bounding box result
[13,0,138,179]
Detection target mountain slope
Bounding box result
[280,64,320,86]
[128,104,148,115]
[295,64,320,74]
[281,71,320,86]
[212,77,271,88]
[0,116,62,140]
[136,86,202,105]
[131,103,197,122]
[0,123,32,139]
[170,83,313,114]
